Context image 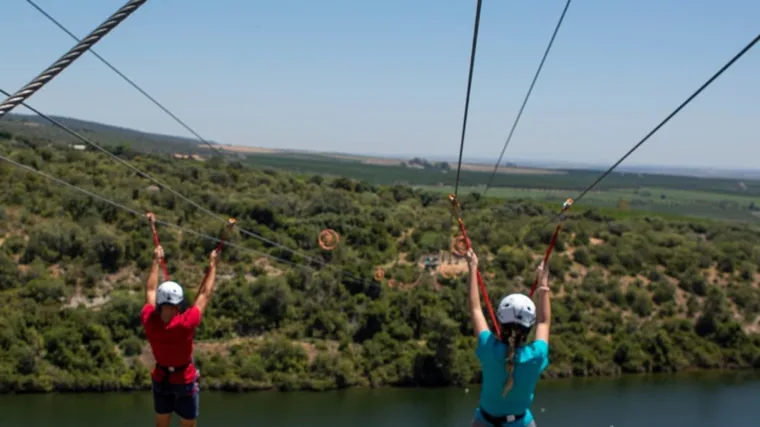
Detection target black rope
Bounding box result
[0,0,147,120]
[24,0,229,160]
[482,0,573,197]
[572,32,760,206]
[453,0,484,199]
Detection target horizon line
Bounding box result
[5,112,760,177]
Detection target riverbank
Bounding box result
[2,366,759,395]
[2,373,760,427]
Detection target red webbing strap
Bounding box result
[199,218,237,289]
[449,194,501,339]
[214,218,237,253]
[529,198,573,297]
[146,212,170,281]
[529,225,561,297]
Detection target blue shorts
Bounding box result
[152,378,200,420]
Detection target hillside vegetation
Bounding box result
[1,133,760,394]
[0,114,218,155]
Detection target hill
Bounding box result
[1,130,760,393]
[0,113,561,175]
[0,113,218,154]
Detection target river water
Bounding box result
[1,372,758,426]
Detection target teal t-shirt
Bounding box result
[476,329,549,426]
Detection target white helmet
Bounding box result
[496,293,536,329]
[156,281,184,306]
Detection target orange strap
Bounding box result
[215,218,237,253]
[199,218,237,289]
[529,198,573,297]
[449,194,501,339]
[146,212,170,281]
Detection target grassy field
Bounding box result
[241,152,760,222]
[237,150,760,222]
[417,185,760,222]
[243,152,760,197]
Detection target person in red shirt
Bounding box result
[141,245,219,427]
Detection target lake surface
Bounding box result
[1,372,759,426]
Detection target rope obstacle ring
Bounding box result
[318,228,340,251]
[451,235,469,258]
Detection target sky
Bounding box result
[0,0,758,169]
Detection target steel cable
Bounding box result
[481,0,573,197]
[24,0,229,159]
[0,0,147,120]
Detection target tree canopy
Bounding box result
[0,135,759,393]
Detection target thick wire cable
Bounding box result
[572,32,760,205]
[0,0,147,120]
[482,0,572,197]
[24,0,229,160]
[0,87,328,268]
[0,152,304,270]
[453,0,484,199]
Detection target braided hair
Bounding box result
[501,322,531,396]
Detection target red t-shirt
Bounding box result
[141,303,201,384]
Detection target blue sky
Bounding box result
[1,0,758,169]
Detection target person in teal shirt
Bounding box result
[464,249,552,427]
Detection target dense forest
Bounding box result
[1,132,759,394]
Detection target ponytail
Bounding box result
[502,328,518,396]
[501,324,529,397]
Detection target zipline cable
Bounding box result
[0,88,329,269]
[0,0,147,120]
[570,32,760,206]
[532,31,760,287]
[24,0,229,160]
[0,152,305,270]
[453,0,484,199]
[448,1,572,329]
[481,0,573,197]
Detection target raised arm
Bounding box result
[534,262,552,343]
[193,249,220,314]
[145,246,163,306]
[465,249,489,337]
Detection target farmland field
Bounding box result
[417,185,760,222]
[243,152,760,197]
